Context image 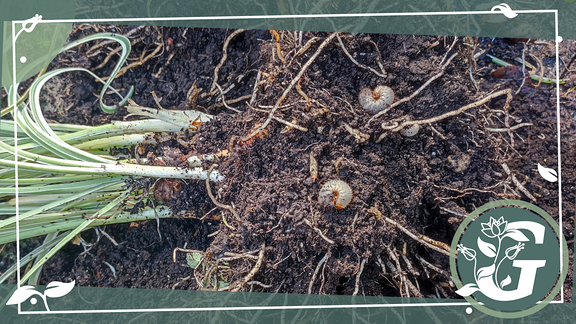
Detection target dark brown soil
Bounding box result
[3,24,575,301]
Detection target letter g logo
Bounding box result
[450,200,568,318]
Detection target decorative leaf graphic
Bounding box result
[502,229,529,242]
[455,283,479,297]
[538,163,558,182]
[6,286,41,305]
[490,3,518,18]
[500,275,512,288]
[44,280,75,298]
[477,264,496,281]
[477,237,496,258]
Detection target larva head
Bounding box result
[318,180,353,209]
[373,85,394,104]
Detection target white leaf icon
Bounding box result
[44,280,75,298]
[6,286,41,305]
[477,237,497,258]
[455,283,479,297]
[502,229,529,242]
[491,3,518,18]
[538,163,557,182]
[476,263,496,281]
[500,275,512,288]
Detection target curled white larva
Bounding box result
[318,180,353,209]
[399,116,420,137]
[400,124,420,137]
[358,85,394,114]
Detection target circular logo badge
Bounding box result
[450,200,568,318]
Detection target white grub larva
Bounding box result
[399,116,420,137]
[400,124,420,137]
[358,85,394,114]
[318,180,353,209]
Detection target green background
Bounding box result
[3,0,576,86]
[1,0,575,322]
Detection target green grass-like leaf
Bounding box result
[0,32,220,285]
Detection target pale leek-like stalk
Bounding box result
[0,33,223,285]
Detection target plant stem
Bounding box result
[486,54,566,84]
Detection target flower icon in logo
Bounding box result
[481,217,508,238]
[458,244,477,261]
[481,216,508,238]
[505,242,525,260]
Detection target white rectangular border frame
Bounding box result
[11,5,564,315]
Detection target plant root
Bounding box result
[501,163,537,201]
[230,242,265,292]
[210,29,247,92]
[101,41,163,81]
[336,33,386,78]
[308,251,330,294]
[246,102,308,132]
[485,122,533,132]
[304,218,335,244]
[241,33,337,142]
[270,30,285,63]
[344,123,370,143]
[206,164,242,224]
[385,89,513,134]
[213,82,241,113]
[368,207,451,256]
[352,258,367,296]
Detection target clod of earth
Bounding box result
[358,85,395,114]
[318,180,353,209]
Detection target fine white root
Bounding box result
[337,33,387,78]
[211,29,247,92]
[352,258,367,296]
[501,163,536,201]
[368,53,458,125]
[304,218,335,244]
[241,33,338,142]
[308,252,330,294]
[230,242,266,292]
